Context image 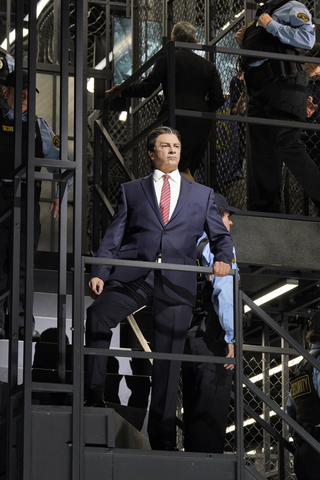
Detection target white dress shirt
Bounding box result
[153,169,181,221]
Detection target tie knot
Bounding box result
[163,174,170,181]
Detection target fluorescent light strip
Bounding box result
[1,0,50,49]
[249,356,303,384]
[227,410,277,433]
[244,281,298,313]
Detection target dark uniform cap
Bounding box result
[306,43,320,58]
[4,69,39,93]
[310,311,320,329]
[214,193,239,214]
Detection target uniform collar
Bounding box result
[2,100,28,121]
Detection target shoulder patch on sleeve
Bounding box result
[52,135,60,148]
[296,12,310,22]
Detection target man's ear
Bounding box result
[2,86,7,98]
[148,151,154,159]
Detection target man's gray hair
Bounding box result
[171,22,197,43]
[147,126,181,154]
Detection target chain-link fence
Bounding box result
[175,352,296,478]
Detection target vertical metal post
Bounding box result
[72,1,85,479]
[262,324,271,475]
[235,275,244,480]
[22,1,38,478]
[57,0,70,384]
[7,2,24,479]
[167,40,175,129]
[93,121,101,253]
[281,313,291,480]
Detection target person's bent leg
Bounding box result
[85,277,152,398]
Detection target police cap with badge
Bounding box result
[214,193,239,215]
[5,69,39,93]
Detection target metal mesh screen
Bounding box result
[177,353,296,478]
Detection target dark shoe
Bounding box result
[0,327,5,339]
[84,391,107,407]
[19,327,41,342]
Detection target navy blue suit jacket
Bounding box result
[92,174,233,306]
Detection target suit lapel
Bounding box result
[141,174,163,224]
[168,175,191,223]
[141,173,192,225]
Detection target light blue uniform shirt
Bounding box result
[286,341,320,429]
[2,101,72,197]
[197,232,239,344]
[249,0,315,67]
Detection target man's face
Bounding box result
[222,212,233,232]
[2,86,28,113]
[149,133,181,173]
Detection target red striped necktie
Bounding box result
[160,174,171,225]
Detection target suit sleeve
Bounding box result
[266,4,315,49]
[91,185,128,282]
[204,189,234,265]
[207,66,225,112]
[122,56,166,99]
[201,243,236,343]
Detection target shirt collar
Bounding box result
[2,100,12,118]
[153,168,180,183]
[2,101,28,122]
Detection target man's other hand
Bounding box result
[256,13,272,29]
[224,343,235,370]
[49,198,60,220]
[307,96,318,118]
[212,261,230,277]
[235,26,246,46]
[88,277,104,300]
[105,84,121,95]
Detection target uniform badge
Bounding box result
[52,135,60,148]
[296,12,310,22]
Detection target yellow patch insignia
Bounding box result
[52,135,60,148]
[296,12,310,22]
[247,20,255,28]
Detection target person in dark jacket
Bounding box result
[286,311,320,480]
[106,21,225,181]
[235,0,320,213]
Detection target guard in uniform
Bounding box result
[235,0,320,213]
[0,70,72,341]
[286,311,320,480]
[182,194,239,453]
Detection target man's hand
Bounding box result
[88,277,104,300]
[256,13,272,28]
[49,198,60,220]
[224,343,234,370]
[235,25,246,46]
[307,96,318,118]
[105,84,121,95]
[213,261,230,277]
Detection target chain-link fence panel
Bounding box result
[223,355,296,479]
[173,0,205,36]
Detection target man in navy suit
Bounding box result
[84,126,233,450]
